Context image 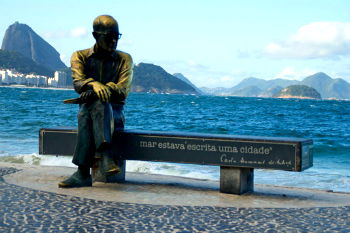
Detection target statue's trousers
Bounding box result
[72,100,124,167]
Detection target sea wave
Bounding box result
[1,89,350,193]
[1,154,349,193]
[0,154,219,180]
[0,153,75,167]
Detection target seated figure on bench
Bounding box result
[59,15,133,188]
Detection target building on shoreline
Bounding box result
[48,71,67,87]
[0,69,71,88]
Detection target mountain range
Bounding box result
[1,22,349,99]
[201,72,350,99]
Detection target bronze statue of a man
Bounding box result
[59,15,133,188]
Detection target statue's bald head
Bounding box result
[93,15,119,34]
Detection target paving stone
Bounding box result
[0,167,349,232]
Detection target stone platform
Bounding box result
[1,162,349,232]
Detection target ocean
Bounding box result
[0,86,349,192]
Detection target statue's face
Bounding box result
[96,31,119,52]
[92,15,120,53]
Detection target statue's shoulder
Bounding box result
[70,48,92,63]
[73,48,93,57]
[116,50,133,62]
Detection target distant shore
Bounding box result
[0,84,73,91]
[276,95,319,100]
[1,84,349,101]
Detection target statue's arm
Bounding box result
[70,51,95,94]
[106,53,133,100]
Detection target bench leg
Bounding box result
[220,167,254,195]
[92,159,126,183]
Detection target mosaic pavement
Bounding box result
[1,167,349,232]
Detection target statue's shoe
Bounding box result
[102,156,121,176]
[58,171,92,188]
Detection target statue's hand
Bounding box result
[105,82,114,89]
[80,90,95,102]
[89,81,111,102]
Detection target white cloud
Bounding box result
[70,27,88,38]
[186,60,208,71]
[59,54,70,66]
[59,54,66,62]
[44,27,89,39]
[264,22,350,59]
[274,67,317,80]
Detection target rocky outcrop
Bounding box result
[274,85,321,99]
[1,22,66,71]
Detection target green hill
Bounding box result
[132,63,200,94]
[0,49,54,76]
[274,85,321,99]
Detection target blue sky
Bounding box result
[1,0,349,87]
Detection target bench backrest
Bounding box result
[39,128,313,171]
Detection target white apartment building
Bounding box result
[0,69,68,88]
[26,74,48,86]
[48,71,67,87]
[0,69,10,84]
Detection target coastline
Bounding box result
[276,95,319,100]
[1,84,350,101]
[0,84,73,91]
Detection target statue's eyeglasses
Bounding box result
[97,32,122,41]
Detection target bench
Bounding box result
[39,127,313,195]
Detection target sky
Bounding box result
[0,0,349,88]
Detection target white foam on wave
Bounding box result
[0,154,218,180]
[39,155,76,167]
[255,168,350,193]
[0,153,76,167]
[2,154,349,193]
[126,161,219,180]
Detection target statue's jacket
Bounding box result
[70,45,133,105]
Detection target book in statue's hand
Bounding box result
[63,90,98,104]
[63,98,81,104]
